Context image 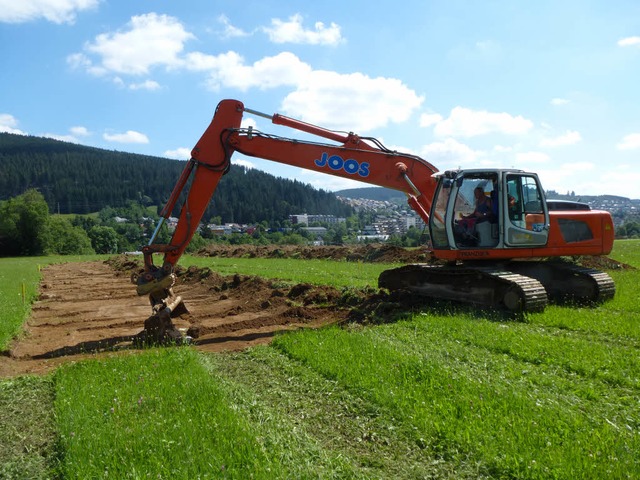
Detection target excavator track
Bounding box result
[378,264,548,313]
[506,261,616,305]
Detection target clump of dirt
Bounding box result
[106,254,145,279]
[197,244,635,271]
[577,255,635,270]
[197,243,432,264]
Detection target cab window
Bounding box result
[505,174,547,238]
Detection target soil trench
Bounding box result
[0,259,353,378]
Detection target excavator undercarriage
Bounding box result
[378,259,615,313]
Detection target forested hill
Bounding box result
[0,133,352,224]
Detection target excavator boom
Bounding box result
[138,98,439,294]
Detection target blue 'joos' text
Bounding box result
[314,153,370,177]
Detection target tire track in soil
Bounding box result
[0,260,351,378]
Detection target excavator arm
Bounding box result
[137,98,439,297]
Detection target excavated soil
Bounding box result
[196,243,431,263]
[197,243,632,271]
[0,244,630,378]
[0,251,381,378]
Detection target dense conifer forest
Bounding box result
[0,133,352,223]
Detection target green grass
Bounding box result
[55,348,267,478]
[0,376,56,479]
[0,258,43,350]
[206,346,480,478]
[608,238,640,267]
[272,311,640,479]
[0,255,108,350]
[54,348,356,479]
[178,239,640,289]
[178,255,402,288]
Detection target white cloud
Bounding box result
[0,0,98,24]
[129,79,161,91]
[515,151,550,164]
[281,70,423,131]
[419,112,443,128]
[589,167,640,199]
[232,158,256,169]
[103,130,149,144]
[540,130,582,147]
[218,14,249,39]
[42,125,91,143]
[193,51,312,91]
[617,133,640,150]
[42,132,79,143]
[188,51,422,132]
[493,144,513,153]
[69,13,194,76]
[617,36,640,47]
[550,98,569,106]
[183,51,241,73]
[434,107,533,138]
[534,162,596,194]
[419,138,480,169]
[164,147,191,160]
[241,118,257,130]
[67,17,419,133]
[70,125,90,136]
[0,113,26,134]
[263,14,342,46]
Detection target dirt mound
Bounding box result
[197,243,431,264]
[173,265,354,339]
[577,255,634,271]
[197,243,635,270]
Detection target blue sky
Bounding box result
[1,0,639,198]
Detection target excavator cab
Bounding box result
[429,169,550,251]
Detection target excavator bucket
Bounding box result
[134,288,190,345]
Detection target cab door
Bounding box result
[503,173,549,247]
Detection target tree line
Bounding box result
[0,189,94,256]
[0,133,353,224]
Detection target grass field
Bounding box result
[0,255,109,350]
[178,255,402,288]
[0,240,639,479]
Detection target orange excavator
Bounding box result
[134,99,615,339]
